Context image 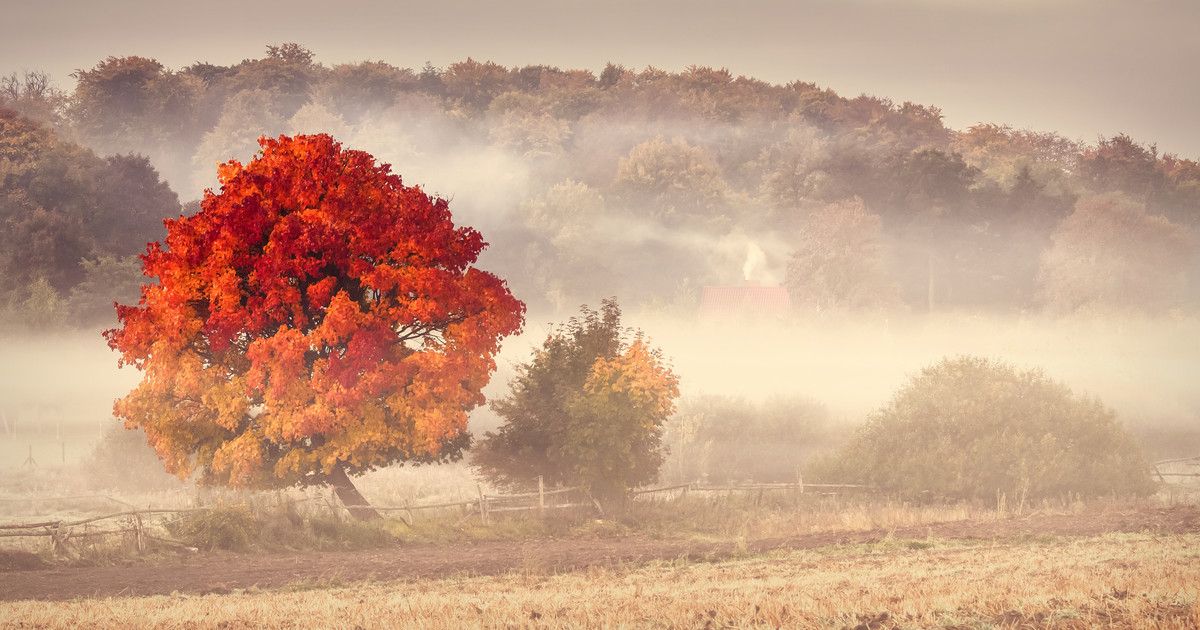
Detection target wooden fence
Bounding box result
[1152,456,1200,483]
[0,477,876,556]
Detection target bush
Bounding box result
[166,502,259,552]
[662,395,839,484]
[85,419,186,492]
[809,356,1156,502]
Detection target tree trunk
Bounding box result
[328,465,382,521]
[927,251,936,313]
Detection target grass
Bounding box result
[0,464,1172,566]
[2,532,1196,629]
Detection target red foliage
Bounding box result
[105,134,524,488]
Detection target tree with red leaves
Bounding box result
[105,134,525,519]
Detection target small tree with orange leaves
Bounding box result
[472,299,679,508]
[105,134,524,519]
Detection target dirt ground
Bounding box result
[1,503,1197,602]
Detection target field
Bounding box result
[1,494,1198,628]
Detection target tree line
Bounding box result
[2,44,1198,328]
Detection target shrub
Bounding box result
[166,502,259,552]
[85,419,186,492]
[662,395,839,484]
[809,356,1156,502]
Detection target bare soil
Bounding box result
[2,503,1197,602]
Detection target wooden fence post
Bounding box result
[538,476,545,515]
[133,513,145,554]
[477,484,489,525]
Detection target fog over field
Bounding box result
[3,311,1198,471]
[3,2,1200,485]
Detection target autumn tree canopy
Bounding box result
[105,134,525,518]
[472,299,679,507]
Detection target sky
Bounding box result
[3,0,1198,157]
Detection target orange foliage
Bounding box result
[105,134,525,488]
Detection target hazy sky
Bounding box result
[4,0,1199,157]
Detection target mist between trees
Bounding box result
[1,45,1198,493]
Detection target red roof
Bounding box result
[699,283,791,319]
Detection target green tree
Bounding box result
[69,255,146,326]
[472,299,680,507]
[810,356,1155,502]
[21,277,68,330]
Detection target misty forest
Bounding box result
[2,44,1200,621]
[2,40,1200,627]
[3,44,1199,494]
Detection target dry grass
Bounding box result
[4,532,1197,629]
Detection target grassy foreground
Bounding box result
[3,532,1197,629]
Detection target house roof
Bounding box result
[699,283,791,319]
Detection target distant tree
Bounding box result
[810,356,1156,502]
[105,134,525,520]
[1076,134,1163,200]
[189,90,287,192]
[68,55,204,154]
[86,419,184,491]
[613,136,730,228]
[850,100,952,153]
[785,197,899,313]
[884,147,980,311]
[1157,154,1200,227]
[224,44,326,119]
[288,100,350,139]
[0,110,180,308]
[69,255,146,326]
[265,42,315,65]
[417,61,445,97]
[662,395,834,485]
[0,70,65,125]
[598,62,632,91]
[519,180,606,253]
[472,299,680,507]
[1,208,91,297]
[320,61,419,124]
[21,277,68,331]
[509,180,621,312]
[441,58,513,113]
[489,111,571,158]
[1038,193,1194,314]
[87,153,181,254]
[761,123,828,217]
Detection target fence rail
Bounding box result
[0,476,880,553]
[6,459,1194,555]
[1152,456,1200,483]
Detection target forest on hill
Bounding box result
[2,43,1198,328]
